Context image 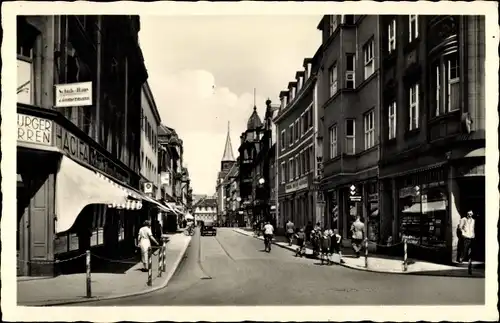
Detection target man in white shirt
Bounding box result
[263,221,274,249]
[459,210,475,263]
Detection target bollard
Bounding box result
[147,247,152,286]
[86,250,91,298]
[162,244,167,272]
[157,247,163,277]
[468,251,473,275]
[403,238,408,272]
[364,239,368,268]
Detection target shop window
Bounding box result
[409,83,420,130]
[345,119,355,155]
[54,234,69,254]
[398,181,447,247]
[345,53,356,89]
[69,233,79,251]
[363,39,375,79]
[388,19,396,53]
[329,63,338,96]
[364,110,375,150]
[409,15,419,42]
[366,182,380,242]
[329,124,338,158]
[388,101,397,139]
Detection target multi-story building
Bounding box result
[224,163,241,226]
[238,107,267,225]
[193,196,217,225]
[274,49,322,232]
[16,15,150,276]
[157,124,188,230]
[317,15,381,241]
[216,122,236,225]
[249,100,276,226]
[140,82,161,201]
[377,15,485,264]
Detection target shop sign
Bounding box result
[55,82,93,107]
[54,124,129,184]
[17,113,53,146]
[160,172,171,186]
[285,176,308,193]
[349,184,362,202]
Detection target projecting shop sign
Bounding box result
[17,113,53,146]
[55,82,93,107]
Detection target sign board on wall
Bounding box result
[285,176,308,194]
[55,82,93,107]
[144,182,153,194]
[17,113,53,146]
[54,124,129,184]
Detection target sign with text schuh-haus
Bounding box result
[55,81,92,107]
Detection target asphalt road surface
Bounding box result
[79,228,484,306]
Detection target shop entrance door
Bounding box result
[458,177,485,262]
[17,178,30,276]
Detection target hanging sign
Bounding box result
[55,81,93,107]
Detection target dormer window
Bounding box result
[291,87,296,100]
[283,96,288,107]
[298,76,303,91]
[307,63,312,78]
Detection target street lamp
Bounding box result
[258,178,265,185]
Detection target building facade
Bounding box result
[275,49,322,232]
[140,82,161,201]
[378,15,485,264]
[17,15,150,276]
[250,100,276,227]
[238,107,266,225]
[317,15,381,241]
[193,196,217,224]
[157,124,190,230]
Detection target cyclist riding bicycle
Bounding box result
[262,221,274,250]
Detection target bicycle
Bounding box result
[264,234,272,253]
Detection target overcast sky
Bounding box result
[138,15,322,195]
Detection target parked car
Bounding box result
[200,220,217,236]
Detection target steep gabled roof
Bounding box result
[247,106,263,130]
[222,121,235,162]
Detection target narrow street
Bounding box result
[78,228,484,306]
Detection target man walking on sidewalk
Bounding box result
[286,220,295,246]
[350,216,365,258]
[458,210,475,263]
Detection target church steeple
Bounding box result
[221,121,235,162]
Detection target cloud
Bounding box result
[139,15,322,194]
[147,69,267,194]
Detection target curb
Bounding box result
[27,236,192,307]
[233,229,484,278]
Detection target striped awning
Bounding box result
[96,172,142,200]
[108,199,143,210]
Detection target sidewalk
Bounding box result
[17,232,192,306]
[234,228,484,278]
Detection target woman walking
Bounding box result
[137,220,159,271]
